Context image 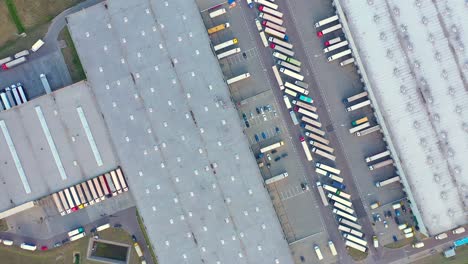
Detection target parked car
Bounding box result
[301,183,309,191]
[395,209,401,217]
[275,127,280,133]
[387,210,392,218]
[274,156,281,162]
[281,153,288,158]
[392,235,398,242]
[245,121,250,128]
[132,235,137,242]
[256,107,261,114]
[271,149,277,154]
[114,223,122,228]
[412,242,425,248]
[242,113,247,121]
[401,204,407,213]
[383,220,388,228]
[254,134,259,142]
[40,246,48,251]
[261,132,267,139]
[53,242,62,248]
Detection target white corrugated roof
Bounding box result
[338,0,468,234]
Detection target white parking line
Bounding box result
[280,185,308,201]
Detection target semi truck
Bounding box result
[316,162,341,175]
[278,61,300,72]
[375,176,400,187]
[259,12,283,25]
[346,99,371,112]
[314,15,339,28]
[265,172,288,184]
[292,100,316,112]
[316,181,329,206]
[317,24,342,38]
[295,81,308,89]
[260,141,284,153]
[285,82,308,95]
[208,23,230,34]
[217,48,241,59]
[368,159,394,170]
[305,132,329,145]
[40,73,52,93]
[31,39,45,52]
[302,116,322,128]
[284,88,297,97]
[313,147,335,161]
[283,95,292,109]
[262,20,286,33]
[327,49,351,62]
[273,51,288,61]
[226,73,250,84]
[300,136,313,161]
[270,43,294,56]
[340,57,355,66]
[310,140,334,153]
[209,8,226,18]
[351,117,368,126]
[2,56,27,70]
[214,38,238,51]
[272,65,284,90]
[302,123,325,136]
[258,5,283,18]
[294,106,318,119]
[356,125,381,136]
[280,67,304,81]
[323,40,348,53]
[14,50,30,59]
[365,150,391,163]
[349,122,370,134]
[265,27,289,41]
[299,94,313,103]
[260,31,268,47]
[268,36,292,49]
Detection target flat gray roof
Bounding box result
[0,81,118,212]
[335,0,468,234]
[67,0,293,263]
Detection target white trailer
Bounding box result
[301,116,322,128]
[346,99,371,112]
[265,172,288,184]
[323,40,348,53]
[333,208,357,222]
[328,194,352,207]
[306,132,330,145]
[227,73,251,84]
[327,49,351,62]
[278,61,300,72]
[31,39,45,52]
[263,20,286,33]
[258,5,283,18]
[217,48,241,59]
[300,136,313,161]
[260,141,285,153]
[345,240,367,252]
[273,51,288,60]
[284,88,298,97]
[270,43,294,56]
[0,56,12,65]
[14,50,30,59]
[375,176,400,187]
[40,73,52,93]
[283,95,292,109]
[340,218,362,230]
[269,37,292,49]
[365,150,391,163]
[255,0,278,9]
[344,91,368,103]
[310,140,334,153]
[285,82,308,95]
[264,27,288,40]
[314,15,339,28]
[209,8,226,18]
[260,31,268,47]
[259,12,283,25]
[295,81,308,89]
[343,234,367,246]
[316,162,341,175]
[317,24,342,38]
[316,182,329,206]
[272,65,284,90]
[280,67,304,81]
[356,125,381,136]
[334,202,355,215]
[295,106,318,119]
[214,38,238,51]
[16,84,27,103]
[368,159,394,171]
[349,122,370,134]
[340,57,355,66]
[312,147,336,161]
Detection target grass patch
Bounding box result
[13,0,84,28]
[5,0,25,33]
[0,1,19,47]
[384,237,414,249]
[0,219,8,232]
[347,247,368,261]
[93,242,128,261]
[413,245,468,264]
[59,27,86,82]
[137,210,158,264]
[0,228,140,264]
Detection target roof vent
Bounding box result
[406,103,414,112]
[451,25,458,34]
[367,0,374,5]
[413,121,420,129]
[447,148,454,157]
[373,15,380,23]
[419,138,427,147]
[434,52,441,61]
[421,16,428,25]
[414,0,421,7]
[400,85,407,94]
[427,33,435,43]
[433,174,441,183]
[386,49,394,59]
[426,156,433,165]
[393,7,400,16]
[441,70,448,79]
[455,105,462,114]
[440,191,447,200]
[432,113,440,121]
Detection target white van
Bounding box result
[314,245,323,260]
[328,241,337,256]
[373,236,379,248]
[412,242,424,248]
[452,227,465,234]
[435,233,448,240]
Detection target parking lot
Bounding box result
[197,0,422,261]
[0,50,72,101]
